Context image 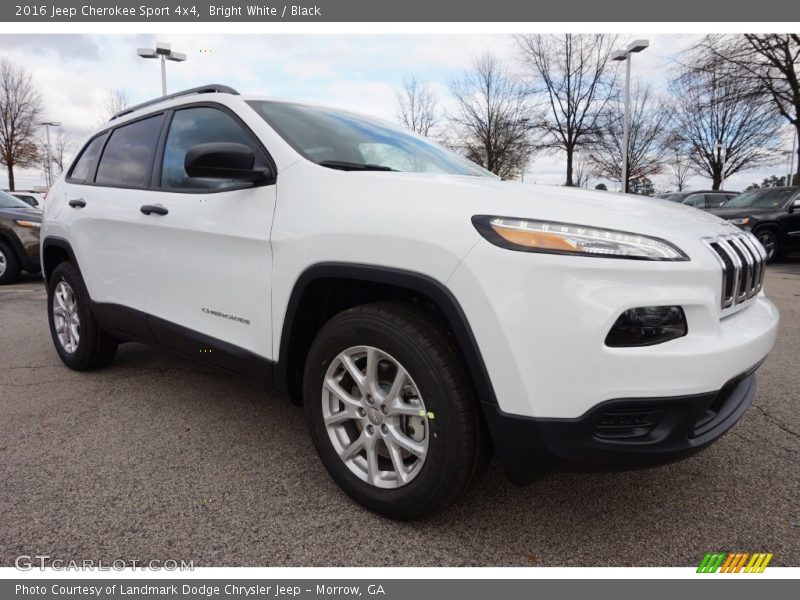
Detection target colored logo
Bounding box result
[697,552,773,573]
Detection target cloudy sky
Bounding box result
[0,33,795,192]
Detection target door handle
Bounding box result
[68,198,86,209]
[140,204,169,216]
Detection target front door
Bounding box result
[140,105,276,363]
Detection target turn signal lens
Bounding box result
[605,306,687,347]
[14,220,41,229]
[472,216,688,261]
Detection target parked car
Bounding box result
[707,186,800,262]
[41,85,779,519]
[0,190,42,284]
[5,190,45,210]
[657,190,739,210]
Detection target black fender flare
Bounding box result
[276,262,498,405]
[41,236,80,282]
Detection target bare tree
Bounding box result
[448,53,534,179]
[99,88,130,123]
[670,61,784,190]
[0,57,42,190]
[51,128,75,174]
[664,136,695,191]
[516,34,618,186]
[395,75,439,137]
[573,152,591,188]
[588,83,673,188]
[696,35,800,184]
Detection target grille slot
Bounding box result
[704,232,766,316]
[594,406,663,440]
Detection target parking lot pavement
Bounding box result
[1,262,798,568]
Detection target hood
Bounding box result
[706,206,775,219]
[0,207,42,222]
[345,172,739,241]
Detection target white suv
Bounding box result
[42,85,779,519]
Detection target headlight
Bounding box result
[472,216,688,261]
[727,217,750,226]
[14,220,41,229]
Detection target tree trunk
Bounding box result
[6,165,14,191]
[565,148,574,187]
[794,124,800,186]
[711,166,722,191]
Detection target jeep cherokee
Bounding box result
[41,85,780,519]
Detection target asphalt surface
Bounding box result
[1,260,799,567]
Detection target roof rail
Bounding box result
[109,84,240,121]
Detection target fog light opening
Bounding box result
[605,306,687,348]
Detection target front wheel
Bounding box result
[755,229,782,263]
[0,240,20,285]
[303,302,487,520]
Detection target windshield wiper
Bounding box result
[318,160,396,172]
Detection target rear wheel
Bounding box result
[303,302,487,520]
[0,240,20,285]
[47,261,118,371]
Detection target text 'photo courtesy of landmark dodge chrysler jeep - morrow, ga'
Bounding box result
[40,85,780,519]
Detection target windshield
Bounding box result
[725,188,796,209]
[248,100,494,178]
[657,193,686,202]
[0,190,34,209]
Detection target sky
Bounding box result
[0,33,795,192]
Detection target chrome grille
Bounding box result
[703,232,766,315]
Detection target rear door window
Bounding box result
[95,115,164,188]
[68,134,107,184]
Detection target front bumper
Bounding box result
[483,368,759,485]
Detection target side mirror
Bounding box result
[184,142,272,183]
[791,198,800,212]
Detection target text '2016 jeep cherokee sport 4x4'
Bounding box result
[42,85,779,519]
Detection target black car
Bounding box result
[0,190,42,284]
[657,190,740,210]
[707,186,800,263]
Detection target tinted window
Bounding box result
[13,194,37,207]
[0,190,32,209]
[684,194,706,208]
[69,134,107,183]
[95,115,164,188]
[161,107,265,190]
[725,188,797,209]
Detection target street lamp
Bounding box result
[37,120,61,188]
[137,41,186,96]
[611,39,649,193]
[715,142,727,190]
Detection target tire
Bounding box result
[303,302,488,520]
[755,228,782,263]
[0,240,21,285]
[47,261,118,371]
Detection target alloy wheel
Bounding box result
[53,280,81,353]
[757,232,776,261]
[322,346,429,489]
[0,249,6,278]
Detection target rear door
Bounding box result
[59,114,165,317]
[140,104,276,361]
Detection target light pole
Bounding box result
[715,142,727,190]
[788,132,797,186]
[137,41,186,96]
[38,120,61,188]
[611,39,649,194]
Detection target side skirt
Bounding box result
[91,302,275,388]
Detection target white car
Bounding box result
[41,85,779,519]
